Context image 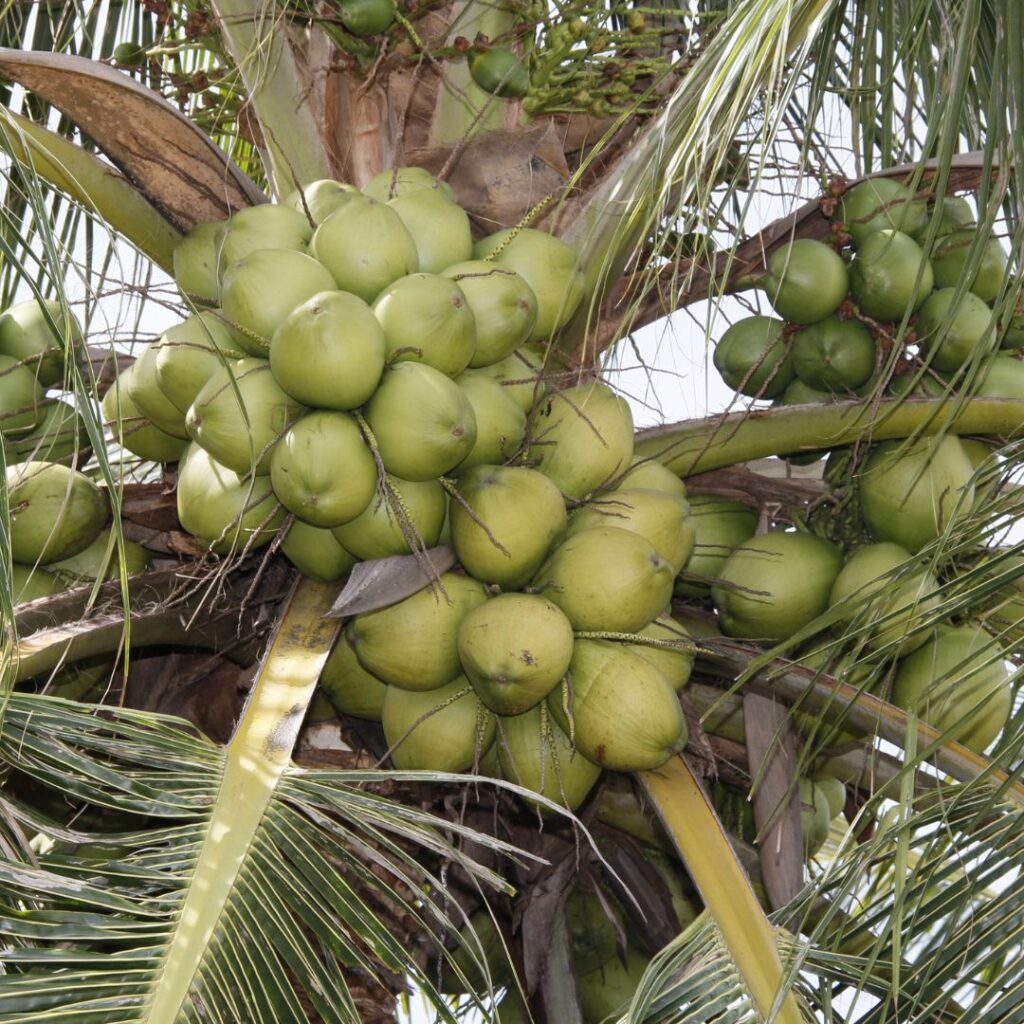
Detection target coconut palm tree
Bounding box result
[1,0,1023,1021]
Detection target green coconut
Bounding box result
[529,381,634,499]
[186,357,306,475]
[566,889,619,975]
[362,167,455,203]
[126,344,190,438]
[373,273,476,374]
[712,315,793,398]
[848,230,934,321]
[548,640,686,771]
[0,298,83,387]
[760,239,849,324]
[972,553,1024,642]
[269,290,386,410]
[319,631,388,720]
[892,624,1011,752]
[578,948,650,1024]
[387,190,473,274]
[453,373,527,470]
[6,461,108,565]
[624,612,694,690]
[450,464,566,588]
[916,288,995,372]
[4,399,87,465]
[469,46,530,98]
[838,178,927,246]
[338,0,396,36]
[566,488,694,574]
[363,362,477,480]
[916,196,975,240]
[474,228,584,342]
[332,474,446,559]
[172,221,221,305]
[311,195,419,303]
[102,368,189,463]
[792,316,876,391]
[931,229,1007,302]
[595,774,671,850]
[152,310,245,414]
[814,774,847,819]
[458,593,574,714]
[974,356,1024,399]
[269,411,377,527]
[612,458,687,498]
[348,573,488,691]
[283,179,359,225]
[382,677,496,771]
[439,912,512,995]
[858,436,975,552]
[0,353,44,433]
[463,345,546,411]
[674,495,758,597]
[48,528,150,585]
[280,519,356,582]
[442,260,538,367]
[11,563,60,604]
[220,249,337,352]
[800,777,833,855]
[712,531,842,642]
[533,526,674,633]
[216,204,312,276]
[774,377,832,406]
[828,541,939,655]
[176,443,285,555]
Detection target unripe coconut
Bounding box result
[828,541,939,654]
[858,436,975,552]
[792,316,876,391]
[623,612,694,690]
[6,461,108,564]
[363,167,454,203]
[469,46,530,98]
[529,381,634,499]
[187,357,306,475]
[216,204,312,277]
[838,178,927,246]
[348,573,487,691]
[280,519,356,581]
[176,443,285,555]
[220,249,337,351]
[152,311,244,415]
[774,376,832,405]
[885,368,947,399]
[0,353,44,433]
[463,345,546,411]
[915,196,975,240]
[713,316,793,398]
[172,222,221,306]
[712,531,842,642]
[849,230,934,321]
[547,640,686,771]
[442,260,538,366]
[126,344,189,438]
[102,367,189,463]
[567,488,694,574]
[382,676,495,771]
[916,288,994,372]
[48,528,150,585]
[974,356,1024,399]
[332,475,446,559]
[760,239,848,324]
[269,411,377,527]
[533,526,674,633]
[458,593,574,714]
[892,624,1011,752]
[674,495,757,597]
[363,362,477,480]
[11,563,60,604]
[283,179,359,225]
[269,290,386,409]
[4,399,87,465]
[497,704,601,810]
[566,890,619,975]
[578,948,650,1024]
[612,458,687,498]
[338,0,396,36]
[450,464,566,588]
[453,374,527,470]
[387,191,473,274]
[373,273,476,375]
[814,774,847,819]
[0,298,83,387]
[931,229,1007,302]
[595,774,672,850]
[474,228,584,342]
[320,631,387,720]
[438,912,512,996]
[311,196,419,303]
[800,777,833,855]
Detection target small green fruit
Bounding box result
[172,222,221,306]
[387,190,473,274]
[454,373,527,470]
[280,520,356,582]
[11,563,59,604]
[338,0,396,36]
[126,343,190,438]
[674,495,757,597]
[363,167,454,203]
[791,316,875,391]
[916,287,995,372]
[838,178,927,246]
[282,179,359,225]
[320,631,387,720]
[760,239,848,324]
[216,205,312,276]
[469,46,530,98]
[4,399,87,466]
[102,368,189,463]
[48,528,150,585]
[931,229,1007,302]
[713,316,793,398]
[152,311,245,414]
[0,298,83,387]
[849,230,933,321]
[0,353,44,433]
